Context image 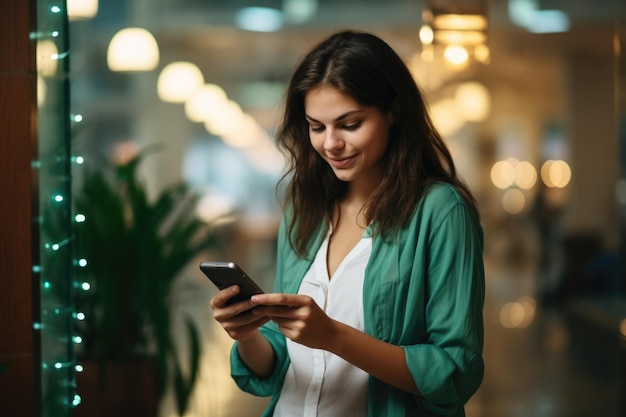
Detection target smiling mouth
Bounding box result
[328,155,357,168]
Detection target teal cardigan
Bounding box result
[230,183,485,416]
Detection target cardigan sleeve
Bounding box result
[230,323,290,397]
[229,214,292,397]
[406,201,485,416]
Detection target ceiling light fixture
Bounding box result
[420,1,489,65]
[157,62,204,103]
[67,0,98,21]
[107,27,159,72]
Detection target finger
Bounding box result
[223,313,269,330]
[269,316,295,328]
[251,293,307,307]
[210,285,240,309]
[213,301,259,323]
[225,317,271,340]
[252,305,298,319]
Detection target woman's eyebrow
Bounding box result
[305,110,364,123]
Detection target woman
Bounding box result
[211,29,485,417]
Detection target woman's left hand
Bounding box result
[252,293,421,395]
[250,293,337,350]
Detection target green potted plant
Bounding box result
[73,145,225,416]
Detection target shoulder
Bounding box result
[418,182,471,219]
[405,182,479,239]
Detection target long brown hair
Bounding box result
[276,30,477,257]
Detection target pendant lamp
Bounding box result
[107,27,159,72]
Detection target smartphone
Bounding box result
[199,261,264,305]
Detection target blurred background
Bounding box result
[18,0,626,416]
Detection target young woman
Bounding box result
[210,29,485,417]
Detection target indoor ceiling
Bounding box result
[71,0,621,130]
[144,0,619,87]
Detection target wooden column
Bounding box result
[0,0,39,416]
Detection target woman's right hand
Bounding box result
[210,285,271,341]
[210,285,276,378]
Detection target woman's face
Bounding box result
[304,86,393,189]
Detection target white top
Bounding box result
[273,230,372,417]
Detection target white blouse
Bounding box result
[273,230,373,417]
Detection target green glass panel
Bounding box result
[36,2,76,416]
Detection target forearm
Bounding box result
[237,329,275,378]
[325,320,421,396]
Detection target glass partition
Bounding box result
[36,2,76,416]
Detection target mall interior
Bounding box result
[1,0,625,416]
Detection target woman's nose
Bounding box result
[323,128,343,151]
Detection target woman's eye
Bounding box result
[310,125,324,132]
[343,122,361,131]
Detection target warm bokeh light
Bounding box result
[205,100,244,136]
[491,158,538,191]
[37,40,58,77]
[444,45,469,65]
[502,188,526,214]
[67,0,98,20]
[107,28,159,72]
[474,44,490,63]
[419,25,434,44]
[454,82,491,122]
[433,13,488,31]
[514,160,537,190]
[500,302,525,328]
[490,160,516,189]
[220,113,261,148]
[541,160,554,187]
[37,76,46,106]
[434,30,487,45]
[620,319,626,338]
[500,296,536,328]
[518,296,537,328]
[157,62,204,103]
[184,83,228,123]
[541,159,572,188]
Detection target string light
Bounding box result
[36,3,87,413]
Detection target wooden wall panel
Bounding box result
[0,0,39,416]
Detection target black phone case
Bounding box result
[199,261,264,304]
